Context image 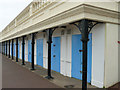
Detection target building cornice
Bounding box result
[1,3,119,41]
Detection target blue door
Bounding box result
[18,41,20,59]
[7,43,8,55]
[87,34,92,82]
[14,42,16,57]
[5,43,6,55]
[28,40,32,62]
[72,33,92,83]
[51,37,61,72]
[36,39,43,67]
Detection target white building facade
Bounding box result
[0,0,120,88]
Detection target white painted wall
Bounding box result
[104,23,118,88]
[61,30,67,76]
[61,27,72,77]
[25,37,28,62]
[43,33,48,69]
[66,33,72,77]
[118,25,120,82]
[91,24,105,88]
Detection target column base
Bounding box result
[45,76,54,79]
[30,68,35,70]
[22,63,25,65]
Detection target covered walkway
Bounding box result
[2,54,96,89]
[2,55,59,88]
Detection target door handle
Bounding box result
[79,50,83,52]
[53,44,56,47]
[80,71,82,73]
[53,55,56,57]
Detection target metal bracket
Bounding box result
[48,27,58,36]
[44,27,58,44]
[70,20,100,34]
[60,26,67,29]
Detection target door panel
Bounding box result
[51,37,61,72]
[28,40,32,62]
[72,34,82,80]
[14,42,16,57]
[11,43,12,56]
[87,34,92,82]
[72,34,92,83]
[36,39,43,67]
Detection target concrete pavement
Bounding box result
[2,55,60,88]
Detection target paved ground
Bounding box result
[2,54,119,89]
[2,55,60,88]
[2,55,96,89]
[10,57,96,88]
[109,82,120,90]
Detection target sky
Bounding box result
[0,0,33,32]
